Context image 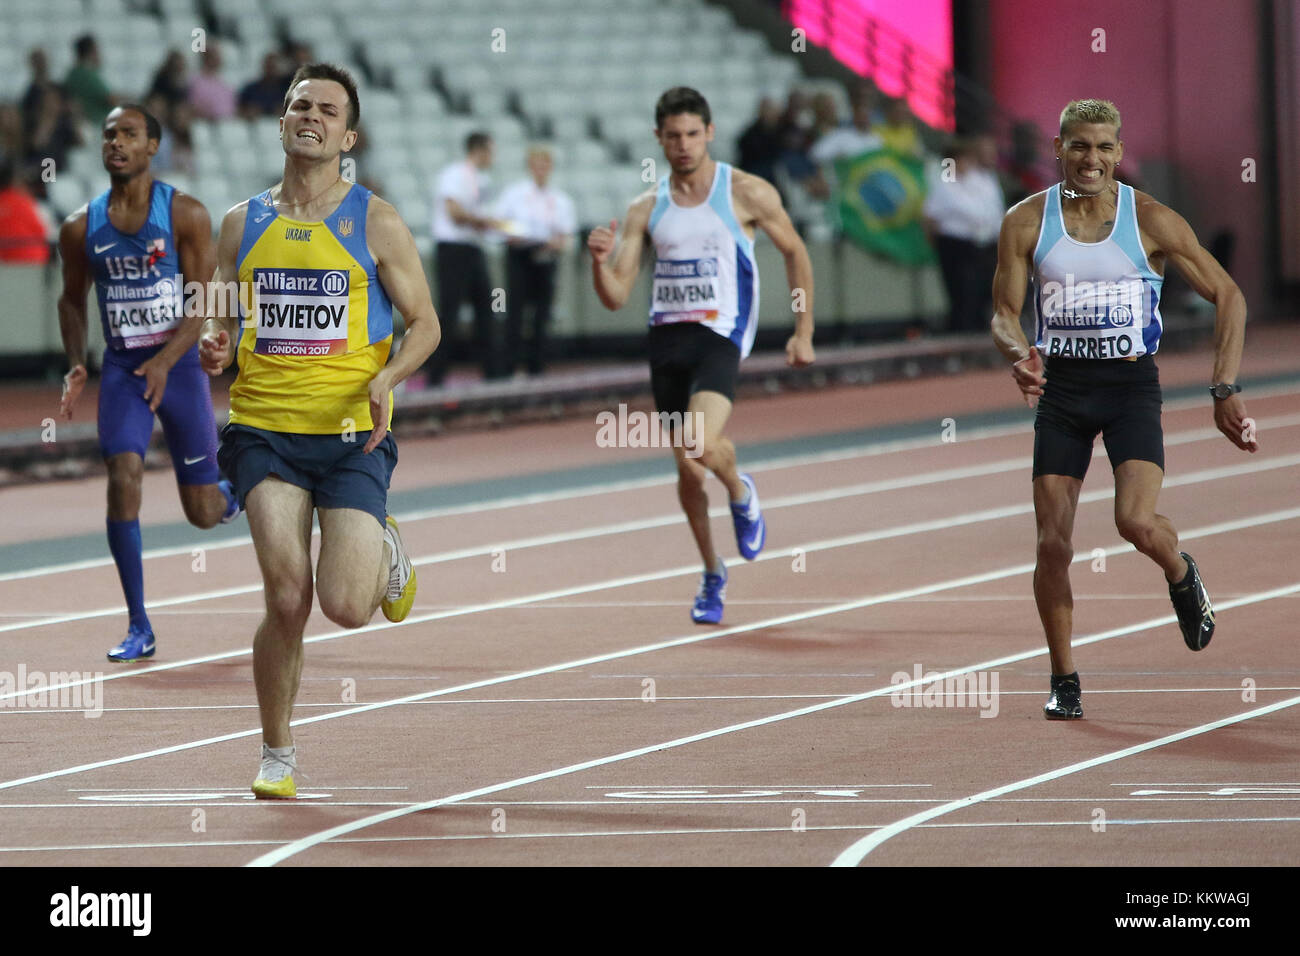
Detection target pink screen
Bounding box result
[785,0,954,130]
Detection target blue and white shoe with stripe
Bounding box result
[692,563,727,625]
[107,625,155,662]
[730,473,766,560]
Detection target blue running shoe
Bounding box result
[691,563,727,625]
[730,473,766,560]
[108,626,155,662]
[218,479,243,524]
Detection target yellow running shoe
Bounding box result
[381,515,416,622]
[252,743,297,799]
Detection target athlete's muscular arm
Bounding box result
[589,192,654,311]
[1139,198,1256,452]
[199,203,248,377]
[734,170,815,367]
[134,194,217,411]
[366,196,441,454]
[991,196,1047,408]
[56,208,91,420]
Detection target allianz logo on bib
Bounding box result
[1040,274,1146,329]
[253,267,350,357]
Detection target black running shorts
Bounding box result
[647,322,741,416]
[1032,355,1164,480]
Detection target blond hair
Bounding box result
[1059,99,1121,137]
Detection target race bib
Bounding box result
[651,258,720,324]
[252,267,350,357]
[1039,276,1146,359]
[105,278,183,349]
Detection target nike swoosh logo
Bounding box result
[183,455,207,465]
[94,242,116,253]
[745,523,763,551]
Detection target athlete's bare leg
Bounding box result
[1033,474,1083,675]
[1112,459,1187,582]
[315,507,389,629]
[671,389,747,567]
[246,477,314,749]
[178,482,232,530]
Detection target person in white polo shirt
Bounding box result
[493,145,576,376]
[427,130,504,384]
[923,134,1006,333]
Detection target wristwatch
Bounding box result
[1209,383,1242,400]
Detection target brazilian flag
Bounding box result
[834,148,935,266]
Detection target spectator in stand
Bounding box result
[146,92,196,175]
[810,97,884,166]
[239,53,290,120]
[148,50,191,115]
[21,85,83,201]
[0,158,54,264]
[736,96,785,191]
[64,34,117,126]
[809,91,840,143]
[285,41,315,74]
[425,131,506,385]
[923,134,1005,333]
[493,144,576,377]
[188,42,236,121]
[21,50,55,134]
[849,78,885,123]
[0,104,23,167]
[1005,120,1050,206]
[877,96,923,157]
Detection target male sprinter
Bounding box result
[57,103,240,663]
[991,99,1255,719]
[199,64,440,797]
[589,87,815,624]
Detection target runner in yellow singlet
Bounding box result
[199,63,440,798]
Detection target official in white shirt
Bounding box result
[923,135,1007,333]
[429,130,503,383]
[493,145,576,376]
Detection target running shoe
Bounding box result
[1169,552,1214,651]
[107,625,155,663]
[691,564,727,625]
[381,515,416,623]
[251,743,297,799]
[1043,673,1083,720]
[730,473,766,560]
[218,479,242,524]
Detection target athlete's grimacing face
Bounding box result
[656,113,714,175]
[1054,122,1123,196]
[102,108,156,179]
[280,79,357,161]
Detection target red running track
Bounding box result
[1,329,1298,866]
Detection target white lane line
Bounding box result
[1,510,1295,797]
[243,580,1300,866]
[5,441,1298,645]
[6,686,1295,718]
[2,495,1298,712]
[9,814,1300,857]
[829,693,1300,867]
[6,392,1298,585]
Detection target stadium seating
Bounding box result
[24,0,804,235]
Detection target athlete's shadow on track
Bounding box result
[1062,721,1299,764]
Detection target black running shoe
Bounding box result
[1169,552,1215,651]
[1044,672,1083,720]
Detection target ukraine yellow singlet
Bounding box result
[230,183,394,434]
